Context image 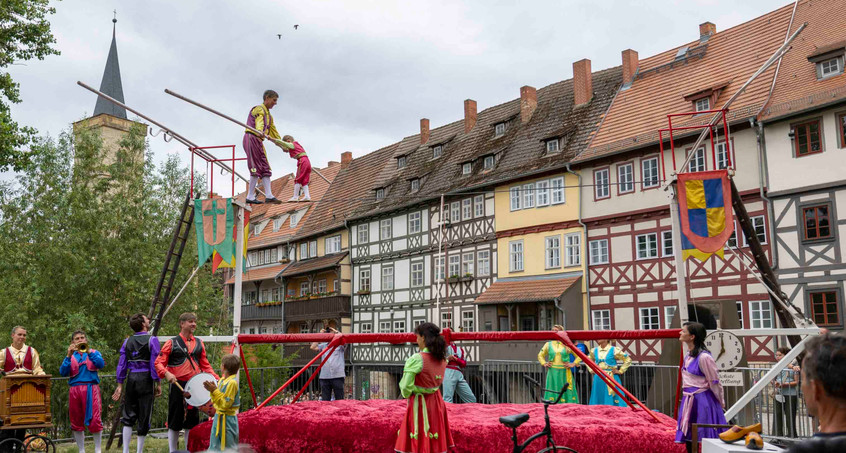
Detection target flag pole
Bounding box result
[164,88,331,185]
[233,199,247,337]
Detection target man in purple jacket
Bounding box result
[112,314,161,453]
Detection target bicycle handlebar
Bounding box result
[523,374,569,404]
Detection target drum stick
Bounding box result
[173,381,185,392]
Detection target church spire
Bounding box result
[93,14,127,119]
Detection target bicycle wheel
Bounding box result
[537,446,579,453]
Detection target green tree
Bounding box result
[0,0,60,172]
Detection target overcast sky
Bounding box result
[7,0,788,194]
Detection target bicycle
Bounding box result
[498,374,579,453]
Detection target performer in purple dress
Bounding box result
[243,90,282,204]
[675,322,727,453]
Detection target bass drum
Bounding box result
[184,372,217,416]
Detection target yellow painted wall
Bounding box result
[496,228,584,278]
[494,172,580,231]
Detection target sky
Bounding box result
[7,0,790,195]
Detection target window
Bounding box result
[477,250,491,276]
[413,319,425,329]
[594,168,610,199]
[393,320,406,333]
[299,242,308,260]
[737,301,744,326]
[639,307,660,330]
[794,119,822,157]
[494,122,507,137]
[309,240,317,258]
[509,240,524,272]
[510,186,522,211]
[687,147,706,172]
[397,156,407,169]
[818,56,844,79]
[694,97,710,112]
[407,212,421,234]
[333,280,339,292]
[803,204,833,241]
[664,306,676,328]
[839,113,846,149]
[462,311,475,332]
[410,178,420,192]
[750,300,773,329]
[380,219,391,240]
[550,177,565,204]
[743,216,767,245]
[448,255,460,278]
[474,195,484,217]
[379,321,391,333]
[433,145,443,159]
[592,310,611,330]
[461,162,472,175]
[618,163,634,193]
[521,317,536,331]
[450,202,460,223]
[523,183,535,208]
[462,198,472,220]
[243,291,257,306]
[290,208,305,227]
[536,180,550,206]
[483,155,495,170]
[359,268,371,292]
[642,157,659,189]
[636,233,659,259]
[441,311,453,330]
[381,266,394,291]
[357,224,369,244]
[273,216,284,231]
[727,223,738,249]
[287,286,296,298]
[360,323,373,334]
[545,236,561,269]
[375,188,385,200]
[312,280,318,294]
[325,235,341,254]
[589,239,608,265]
[662,230,673,257]
[545,139,560,154]
[318,279,327,293]
[461,252,474,276]
[411,262,424,287]
[300,281,309,296]
[299,324,309,334]
[565,233,581,266]
[716,142,731,169]
[810,291,840,326]
[435,256,445,281]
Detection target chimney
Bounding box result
[520,86,537,124]
[622,49,639,85]
[328,160,340,167]
[699,22,716,40]
[420,118,430,144]
[341,151,352,168]
[573,59,593,106]
[464,99,477,133]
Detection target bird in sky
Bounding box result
[277,34,282,39]
[293,24,299,29]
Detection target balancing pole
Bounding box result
[164,88,332,185]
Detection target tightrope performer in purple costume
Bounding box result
[243,90,282,204]
[60,330,106,453]
[675,322,727,453]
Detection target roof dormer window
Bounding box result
[818,56,843,79]
[694,97,710,112]
[494,122,508,137]
[461,162,472,175]
[375,188,385,200]
[483,155,495,171]
[410,178,420,192]
[432,145,443,159]
[397,155,407,169]
[545,139,560,154]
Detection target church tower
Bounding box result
[73,16,146,167]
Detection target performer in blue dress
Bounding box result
[587,339,631,407]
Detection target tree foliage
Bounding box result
[0,0,60,172]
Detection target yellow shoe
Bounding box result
[745,432,763,450]
[719,423,762,443]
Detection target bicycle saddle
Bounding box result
[499,413,530,428]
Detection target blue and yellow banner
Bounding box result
[678,170,734,261]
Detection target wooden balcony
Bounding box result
[240,295,350,322]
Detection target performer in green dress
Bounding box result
[537,325,579,403]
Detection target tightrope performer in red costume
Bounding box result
[278,134,312,202]
[395,323,454,453]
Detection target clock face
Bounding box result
[704,330,744,371]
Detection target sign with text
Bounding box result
[719,371,744,387]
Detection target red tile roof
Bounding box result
[474,277,580,305]
[224,263,287,284]
[575,3,794,163]
[760,0,846,121]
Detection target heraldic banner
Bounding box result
[194,198,235,266]
[213,208,249,273]
[678,170,735,261]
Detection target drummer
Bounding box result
[154,313,218,453]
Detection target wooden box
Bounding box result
[0,375,52,429]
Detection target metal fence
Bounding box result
[42,361,814,443]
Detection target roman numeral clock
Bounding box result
[704,330,744,370]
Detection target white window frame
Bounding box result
[510,186,522,211]
[432,144,443,159]
[687,147,706,172]
[393,320,406,333]
[639,307,660,330]
[357,224,369,244]
[545,235,561,269]
[509,240,524,272]
[818,56,844,79]
[594,168,610,199]
[408,211,421,234]
[664,306,676,329]
[318,279,327,294]
[411,261,424,287]
[441,311,453,330]
[545,139,560,154]
[448,255,460,278]
[662,230,673,257]
[333,279,339,292]
[641,157,659,189]
[435,256,445,281]
[617,163,634,194]
[716,141,731,170]
[461,162,472,175]
[380,218,392,240]
[750,300,773,329]
[461,252,474,277]
[379,321,391,333]
[397,155,407,169]
[325,235,341,254]
[483,155,495,170]
[461,311,475,332]
[462,198,472,220]
[564,233,581,266]
[536,180,550,206]
[299,242,308,260]
[477,250,491,276]
[589,239,608,265]
[523,183,535,208]
[381,265,394,291]
[309,240,317,258]
[375,188,385,200]
[410,178,420,192]
[474,195,484,217]
[592,310,611,330]
[694,97,710,112]
[450,202,460,223]
[360,322,373,334]
[743,215,767,246]
[300,281,309,296]
[494,122,507,137]
[359,268,371,292]
[550,177,565,204]
[636,232,659,260]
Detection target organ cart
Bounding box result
[0,374,55,452]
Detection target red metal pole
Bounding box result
[255,338,340,410]
[659,131,667,182]
[239,344,258,407]
[291,344,339,403]
[190,148,194,197]
[675,347,684,419]
[668,116,678,173]
[709,126,716,170]
[231,145,235,198]
[722,110,733,169]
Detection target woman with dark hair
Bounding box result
[395,323,454,453]
[675,322,729,452]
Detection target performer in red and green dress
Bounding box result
[395,323,454,453]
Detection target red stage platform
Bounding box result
[188,399,684,453]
